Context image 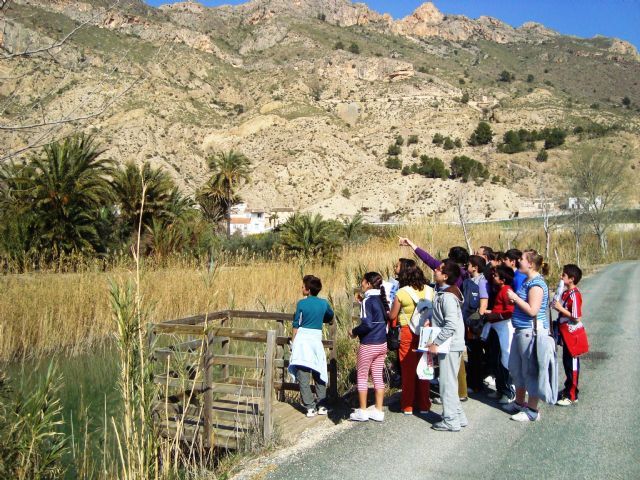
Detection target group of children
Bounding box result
[287,241,586,430]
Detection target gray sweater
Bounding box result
[432,289,466,352]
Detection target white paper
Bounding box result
[417,326,451,354]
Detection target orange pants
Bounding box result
[399,326,431,412]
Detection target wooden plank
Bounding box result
[161,311,229,326]
[227,310,293,322]
[152,323,208,335]
[263,330,276,441]
[152,401,258,422]
[328,320,338,400]
[154,374,206,391]
[220,316,230,381]
[157,421,240,449]
[211,382,263,398]
[202,332,213,448]
[275,321,286,402]
[209,354,266,369]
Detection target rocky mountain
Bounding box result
[1,0,639,222]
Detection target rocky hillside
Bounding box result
[1,0,639,221]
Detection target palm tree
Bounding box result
[279,213,342,262]
[25,134,113,255]
[112,162,190,243]
[342,212,365,243]
[202,150,251,237]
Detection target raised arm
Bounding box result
[398,237,442,272]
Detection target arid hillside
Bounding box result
[2,0,639,221]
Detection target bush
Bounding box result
[411,149,419,158]
[395,135,405,146]
[499,130,525,154]
[387,144,401,156]
[543,127,566,149]
[341,187,351,198]
[460,92,469,104]
[401,165,411,176]
[622,96,631,107]
[385,157,402,169]
[536,148,549,162]
[526,74,535,83]
[432,133,444,145]
[468,121,493,146]
[407,134,419,145]
[443,137,455,150]
[454,138,462,148]
[498,70,515,82]
[413,155,449,179]
[450,155,489,182]
[334,41,344,50]
[317,13,326,21]
[348,42,360,54]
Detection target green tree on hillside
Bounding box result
[468,121,493,146]
[279,213,342,262]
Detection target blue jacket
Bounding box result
[352,290,388,345]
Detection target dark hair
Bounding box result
[441,260,461,286]
[495,251,506,263]
[523,249,550,276]
[563,264,583,285]
[479,245,496,261]
[303,275,322,296]
[505,248,522,268]
[364,271,389,321]
[448,246,469,266]
[397,258,427,291]
[468,255,487,272]
[494,264,514,286]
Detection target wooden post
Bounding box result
[221,312,230,381]
[263,330,276,442]
[275,320,285,401]
[328,320,338,401]
[202,331,214,448]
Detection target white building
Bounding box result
[229,204,294,236]
[567,197,603,210]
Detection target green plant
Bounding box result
[385,157,402,169]
[279,213,342,262]
[341,187,351,199]
[432,133,444,145]
[342,213,366,243]
[348,42,360,55]
[407,135,419,145]
[334,41,344,50]
[395,135,405,146]
[443,137,455,150]
[387,144,401,156]
[536,148,549,162]
[450,155,489,182]
[413,155,449,179]
[526,74,535,83]
[460,92,469,103]
[468,121,493,146]
[0,363,69,480]
[498,70,515,82]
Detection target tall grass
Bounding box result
[1,220,639,363]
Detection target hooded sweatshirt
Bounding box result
[431,285,465,352]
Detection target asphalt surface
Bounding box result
[264,262,640,480]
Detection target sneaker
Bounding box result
[306,408,317,417]
[402,409,413,415]
[486,391,500,399]
[432,397,442,405]
[368,408,385,422]
[510,407,540,422]
[556,397,577,407]
[498,395,514,405]
[483,376,496,388]
[502,401,526,414]
[431,421,460,432]
[350,408,369,422]
[317,406,328,415]
[459,396,468,402]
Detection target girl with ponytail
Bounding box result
[349,272,389,422]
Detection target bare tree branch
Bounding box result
[1,0,122,59]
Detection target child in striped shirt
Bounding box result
[349,272,390,422]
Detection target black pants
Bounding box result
[487,328,514,399]
[562,345,580,400]
[466,338,486,392]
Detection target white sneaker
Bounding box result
[502,402,526,414]
[306,408,317,417]
[483,376,496,388]
[350,408,369,422]
[317,406,328,415]
[498,395,514,405]
[510,408,540,422]
[368,408,385,422]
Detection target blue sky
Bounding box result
[145,0,640,49]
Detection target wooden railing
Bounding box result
[148,310,337,449]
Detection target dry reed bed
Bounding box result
[1,222,638,362]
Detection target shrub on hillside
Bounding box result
[468,121,493,146]
[387,144,401,156]
[450,155,489,182]
[385,157,402,169]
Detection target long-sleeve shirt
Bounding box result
[431,287,465,352]
[293,296,334,330]
[489,284,514,322]
[415,247,468,288]
[352,289,387,345]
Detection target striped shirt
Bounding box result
[511,274,549,329]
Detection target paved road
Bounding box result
[265,262,640,480]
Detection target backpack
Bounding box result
[402,286,435,334]
[461,277,481,327]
